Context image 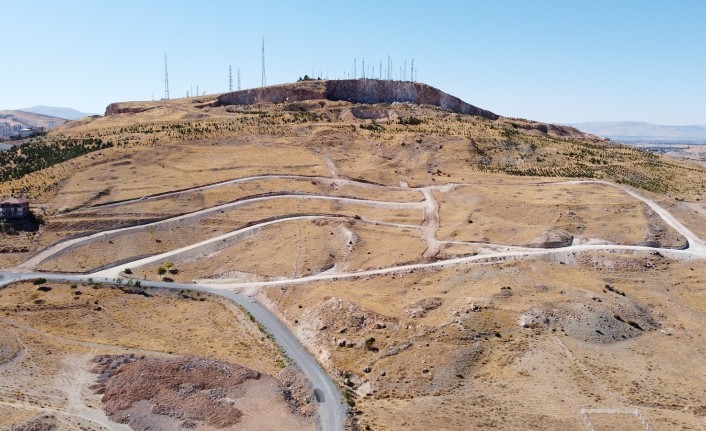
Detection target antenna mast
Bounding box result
[237,68,241,90]
[229,65,233,91]
[261,37,266,87]
[411,59,414,82]
[164,53,170,100]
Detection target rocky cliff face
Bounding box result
[104,103,154,116]
[217,79,499,120]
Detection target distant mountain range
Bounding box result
[18,106,96,120]
[568,121,706,144]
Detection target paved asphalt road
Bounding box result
[0,271,347,431]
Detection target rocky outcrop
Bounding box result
[104,103,154,116]
[527,228,574,248]
[217,79,499,120]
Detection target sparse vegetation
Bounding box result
[397,116,422,126]
[0,137,113,182]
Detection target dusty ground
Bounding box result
[133,218,428,283]
[435,182,686,247]
[94,355,312,431]
[2,88,706,430]
[261,252,706,430]
[0,281,310,431]
[36,195,423,273]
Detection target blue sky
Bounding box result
[1,1,704,124]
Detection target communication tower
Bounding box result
[261,37,266,86]
[164,53,170,100]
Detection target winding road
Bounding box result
[0,271,347,431]
[3,174,706,431]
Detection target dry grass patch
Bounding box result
[435,182,685,247]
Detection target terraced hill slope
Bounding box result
[1,80,706,431]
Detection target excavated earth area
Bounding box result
[94,355,313,431]
[0,281,311,431]
[261,252,706,431]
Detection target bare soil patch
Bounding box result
[94,355,312,431]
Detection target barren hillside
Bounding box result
[1,80,706,430]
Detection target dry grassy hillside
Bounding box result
[2,80,706,430]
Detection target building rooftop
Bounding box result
[1,198,29,204]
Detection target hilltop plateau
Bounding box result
[1,79,706,430]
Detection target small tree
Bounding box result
[157,266,167,275]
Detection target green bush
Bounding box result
[398,116,422,126]
[32,277,47,285]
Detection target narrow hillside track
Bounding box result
[20,192,425,270]
[3,176,706,431]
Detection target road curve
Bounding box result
[0,271,347,431]
[21,193,423,270]
[5,175,706,431]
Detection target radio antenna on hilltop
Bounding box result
[164,53,170,100]
[411,59,414,82]
[237,68,241,90]
[261,37,266,87]
[229,65,233,92]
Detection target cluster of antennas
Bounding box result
[350,56,416,82]
[161,40,417,100]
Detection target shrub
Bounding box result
[32,278,47,285]
[157,266,167,275]
[124,268,133,275]
[364,337,376,351]
[398,116,422,126]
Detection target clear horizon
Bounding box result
[1,1,705,125]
